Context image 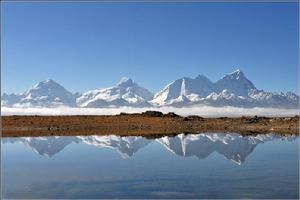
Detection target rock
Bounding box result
[183,115,204,121]
[244,116,268,124]
[164,112,181,118]
[141,111,164,117]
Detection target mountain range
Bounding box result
[2,69,299,108]
[3,133,296,165]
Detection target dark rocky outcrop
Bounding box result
[141,111,164,117]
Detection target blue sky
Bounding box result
[2,2,299,94]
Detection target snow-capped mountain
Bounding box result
[2,69,299,108]
[151,69,299,108]
[3,133,295,164]
[150,75,215,106]
[2,79,77,107]
[215,69,256,96]
[76,77,154,107]
[151,69,254,106]
[1,93,22,107]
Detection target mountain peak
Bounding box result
[195,74,212,82]
[215,69,256,96]
[20,79,77,107]
[77,77,154,107]
[231,69,243,74]
[117,77,134,87]
[45,78,55,82]
[33,79,60,88]
[229,69,245,79]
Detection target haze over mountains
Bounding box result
[2,69,299,109]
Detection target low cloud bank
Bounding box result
[1,106,299,117]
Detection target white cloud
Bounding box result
[1,106,299,117]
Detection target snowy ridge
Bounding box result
[2,70,299,108]
[2,79,77,107]
[76,77,153,108]
[151,69,298,108]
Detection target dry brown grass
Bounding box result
[2,114,299,137]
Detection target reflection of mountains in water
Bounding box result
[157,134,295,165]
[3,133,296,164]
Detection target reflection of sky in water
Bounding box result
[2,133,299,199]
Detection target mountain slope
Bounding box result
[152,69,298,108]
[151,69,255,105]
[151,75,215,106]
[2,79,77,107]
[215,69,256,96]
[77,77,154,107]
[1,93,22,107]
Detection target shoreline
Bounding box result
[2,106,299,118]
[2,111,299,137]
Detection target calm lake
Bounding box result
[2,133,299,199]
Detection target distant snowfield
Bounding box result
[2,106,299,117]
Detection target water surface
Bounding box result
[2,133,299,199]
